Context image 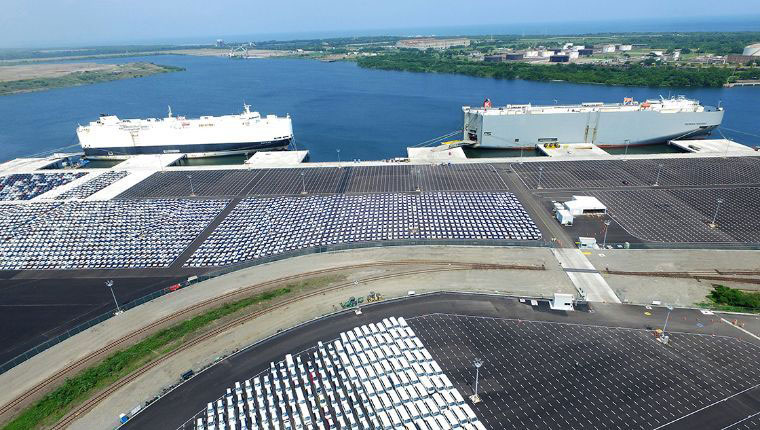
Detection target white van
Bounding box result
[416,399,430,418]
[389,409,403,428]
[371,396,384,413]
[375,411,390,430]
[389,390,402,408]
[398,407,413,426]
[406,401,421,420]
[451,390,466,406]
[425,398,440,416]
[435,415,453,430]
[440,374,454,390]
[461,404,478,424]
[453,407,468,425]
[433,392,448,410]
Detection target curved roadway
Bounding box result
[123,292,760,430]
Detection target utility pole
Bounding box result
[654,163,663,187]
[710,198,724,227]
[106,280,122,314]
[537,166,544,189]
[623,139,630,160]
[186,174,195,196]
[300,171,307,195]
[603,219,611,248]
[470,358,484,404]
[658,305,673,345]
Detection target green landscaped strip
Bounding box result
[700,284,760,314]
[2,276,337,430]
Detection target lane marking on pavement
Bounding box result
[720,410,760,430]
[651,382,760,430]
[720,317,760,341]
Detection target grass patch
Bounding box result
[699,284,760,314]
[2,275,338,430]
[0,62,183,96]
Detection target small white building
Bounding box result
[601,44,616,53]
[651,50,664,57]
[563,195,607,216]
[550,293,575,311]
[578,237,597,249]
[572,45,586,51]
[524,50,539,58]
[563,43,574,50]
[568,51,579,60]
[556,209,573,226]
[618,44,633,51]
[540,49,555,57]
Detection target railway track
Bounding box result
[603,269,760,285]
[0,259,542,427]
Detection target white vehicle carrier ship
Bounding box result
[77,104,293,159]
[462,96,724,149]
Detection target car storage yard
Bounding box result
[123,293,760,430]
[410,313,760,430]
[116,164,511,199]
[512,156,760,245]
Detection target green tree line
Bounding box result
[356,51,743,87]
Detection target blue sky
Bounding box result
[2,0,759,48]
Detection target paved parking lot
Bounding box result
[409,313,760,430]
[593,187,760,243]
[116,164,510,199]
[723,412,760,429]
[513,157,760,190]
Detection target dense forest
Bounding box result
[357,51,756,87]
[470,32,760,55]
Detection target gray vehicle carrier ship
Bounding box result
[462,96,724,149]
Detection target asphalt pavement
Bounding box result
[122,292,760,430]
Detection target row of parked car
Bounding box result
[196,317,485,430]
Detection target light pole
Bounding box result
[602,219,611,248]
[710,198,724,227]
[516,139,523,164]
[537,166,544,189]
[470,358,484,404]
[623,139,630,160]
[654,163,663,187]
[186,174,195,196]
[336,148,341,164]
[106,280,122,314]
[658,305,674,345]
[300,171,307,195]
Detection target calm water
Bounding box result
[1,55,758,163]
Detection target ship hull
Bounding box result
[464,108,724,149]
[82,138,291,159]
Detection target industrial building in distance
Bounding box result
[396,38,471,50]
[726,43,760,64]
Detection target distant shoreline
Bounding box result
[0,62,184,96]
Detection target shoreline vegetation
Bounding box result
[0,62,184,96]
[355,51,756,88]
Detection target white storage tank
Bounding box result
[743,43,760,56]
